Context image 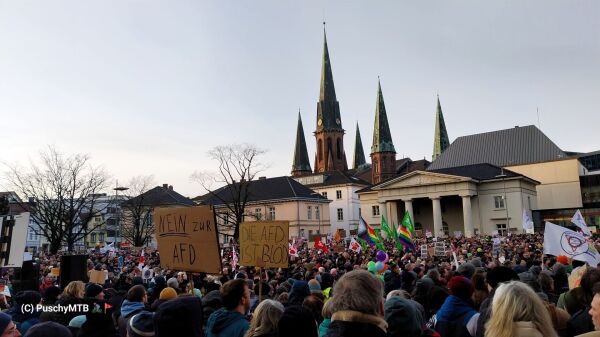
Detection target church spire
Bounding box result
[353,122,366,170]
[291,110,312,177]
[432,95,450,161]
[371,79,395,154]
[370,79,396,184]
[319,25,337,103]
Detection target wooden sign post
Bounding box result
[154,206,222,274]
[240,221,289,268]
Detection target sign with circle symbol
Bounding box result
[560,231,588,256]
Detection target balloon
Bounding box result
[367,261,376,273]
[376,251,387,262]
[378,264,388,274]
[375,261,384,271]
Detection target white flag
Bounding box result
[543,222,600,266]
[522,210,534,231]
[349,237,361,253]
[572,210,592,237]
[288,239,299,257]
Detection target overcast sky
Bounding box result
[2,1,599,197]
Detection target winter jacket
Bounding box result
[319,318,331,337]
[576,332,600,337]
[566,308,595,337]
[117,300,146,337]
[202,290,222,329]
[323,310,387,337]
[39,295,87,326]
[6,305,41,335]
[384,271,402,295]
[512,321,544,337]
[205,308,249,337]
[434,295,478,337]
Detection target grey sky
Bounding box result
[2,1,599,197]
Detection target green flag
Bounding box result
[402,211,414,236]
[381,215,394,240]
[392,222,403,253]
[356,237,368,252]
[374,229,385,251]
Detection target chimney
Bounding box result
[162,184,168,189]
[169,185,173,190]
[258,176,267,180]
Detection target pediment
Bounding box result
[375,171,471,189]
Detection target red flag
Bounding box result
[314,237,330,253]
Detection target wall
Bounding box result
[311,184,363,235]
[507,158,582,210]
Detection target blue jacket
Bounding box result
[205,308,249,337]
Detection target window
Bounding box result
[307,206,312,220]
[255,208,262,220]
[316,206,320,220]
[99,233,104,242]
[337,208,344,221]
[372,206,380,216]
[322,192,328,199]
[91,233,96,242]
[336,190,342,199]
[268,207,276,220]
[374,160,379,173]
[359,208,361,216]
[497,223,507,236]
[494,196,505,209]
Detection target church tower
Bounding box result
[370,80,396,184]
[432,95,450,161]
[352,122,367,170]
[314,27,348,173]
[291,111,312,177]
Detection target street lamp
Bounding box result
[495,169,510,234]
[113,182,128,246]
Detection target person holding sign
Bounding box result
[206,279,250,337]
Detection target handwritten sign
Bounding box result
[51,268,60,277]
[89,270,105,284]
[240,221,289,268]
[154,206,221,273]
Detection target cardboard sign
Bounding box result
[435,242,446,257]
[420,244,428,259]
[154,206,221,274]
[89,270,105,284]
[51,268,60,277]
[240,221,289,268]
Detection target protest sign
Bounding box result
[420,244,428,259]
[51,268,60,277]
[435,241,446,256]
[89,270,105,284]
[240,221,289,268]
[154,206,221,274]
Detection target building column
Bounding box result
[431,197,443,237]
[386,201,399,227]
[403,199,414,225]
[462,195,474,238]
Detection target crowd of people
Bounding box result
[0,233,599,337]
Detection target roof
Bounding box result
[122,185,194,207]
[371,80,395,154]
[196,176,329,206]
[295,170,371,188]
[291,112,312,173]
[348,157,427,184]
[427,125,566,170]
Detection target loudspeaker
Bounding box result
[11,261,40,293]
[60,255,88,289]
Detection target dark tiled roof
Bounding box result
[428,125,566,170]
[298,170,371,188]
[196,176,328,206]
[429,163,523,181]
[122,185,194,207]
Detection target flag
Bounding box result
[374,229,385,251]
[522,210,534,231]
[402,211,414,236]
[572,210,592,237]
[232,246,239,269]
[349,237,361,253]
[138,249,145,270]
[543,221,600,266]
[398,214,415,251]
[314,236,330,253]
[392,223,403,253]
[288,241,299,257]
[381,215,394,240]
[357,237,368,252]
[334,229,342,242]
[358,217,377,247]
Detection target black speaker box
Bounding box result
[60,255,88,289]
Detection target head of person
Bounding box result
[42,286,61,305]
[244,299,284,337]
[448,276,473,302]
[14,291,42,309]
[154,296,203,337]
[588,282,600,330]
[278,305,318,337]
[62,280,85,299]
[485,281,558,337]
[127,311,155,337]
[127,285,148,304]
[303,295,324,323]
[485,266,519,291]
[384,297,423,337]
[0,313,19,337]
[580,267,600,305]
[159,287,177,301]
[85,283,104,300]
[329,270,384,316]
[221,278,250,314]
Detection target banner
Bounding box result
[572,210,592,237]
[240,221,289,268]
[349,238,361,253]
[522,210,534,231]
[154,206,222,273]
[543,221,600,266]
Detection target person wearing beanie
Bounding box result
[308,279,323,296]
[148,275,166,305]
[166,277,179,291]
[150,287,177,311]
[42,286,61,306]
[287,280,310,307]
[278,305,318,337]
[23,321,71,337]
[127,312,155,337]
[85,283,104,300]
[155,296,203,337]
[0,312,19,337]
[457,262,476,280]
[434,276,478,337]
[202,290,223,330]
[475,266,520,337]
[384,297,424,337]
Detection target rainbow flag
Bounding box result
[398,211,414,251]
[358,216,377,247]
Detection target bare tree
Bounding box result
[192,143,266,241]
[119,175,156,247]
[4,147,110,254]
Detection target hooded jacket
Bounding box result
[118,300,146,337]
[202,290,222,328]
[155,296,203,337]
[435,295,478,337]
[205,307,249,337]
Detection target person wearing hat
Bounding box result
[85,283,104,301]
[23,321,71,337]
[0,312,20,337]
[150,287,177,311]
[384,297,426,337]
[127,312,155,337]
[434,276,479,337]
